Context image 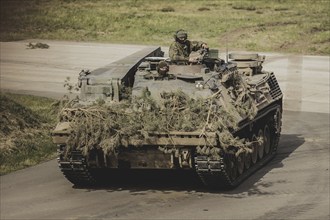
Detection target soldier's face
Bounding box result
[178,37,187,44]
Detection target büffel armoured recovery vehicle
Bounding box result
[52,47,282,188]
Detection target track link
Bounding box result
[57,145,96,186]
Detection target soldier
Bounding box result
[157,61,169,77]
[169,29,208,63]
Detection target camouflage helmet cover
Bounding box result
[174,29,188,39]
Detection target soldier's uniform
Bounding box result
[169,29,206,62]
[169,41,205,62]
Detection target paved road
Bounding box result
[1,40,329,220]
[0,40,147,98]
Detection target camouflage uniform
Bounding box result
[169,40,206,62]
[169,30,206,62]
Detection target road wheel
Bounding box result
[274,108,282,134]
[264,124,271,154]
[237,153,245,175]
[225,154,238,181]
[251,134,258,164]
[244,138,252,169]
[244,152,251,170]
[257,129,264,159]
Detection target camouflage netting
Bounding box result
[59,84,258,158]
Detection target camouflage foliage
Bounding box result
[59,85,257,158]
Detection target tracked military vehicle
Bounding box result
[52,47,282,188]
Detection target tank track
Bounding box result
[57,144,96,186]
[195,105,281,189]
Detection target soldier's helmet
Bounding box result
[174,29,188,42]
[157,61,169,76]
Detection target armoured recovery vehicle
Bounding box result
[52,47,282,188]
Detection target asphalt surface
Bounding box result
[0,40,329,220]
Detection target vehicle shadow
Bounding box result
[76,134,304,195]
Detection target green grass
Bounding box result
[0,131,56,175]
[0,93,59,175]
[1,0,329,55]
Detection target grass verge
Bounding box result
[0,93,59,175]
[0,0,329,55]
